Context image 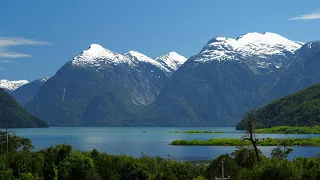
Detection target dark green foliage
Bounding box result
[0,88,48,128]
[237,83,320,129]
[231,146,263,168]
[0,131,33,153]
[121,162,149,180]
[271,146,293,160]
[58,152,101,180]
[205,154,239,179]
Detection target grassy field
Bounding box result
[255,125,320,134]
[170,137,320,146]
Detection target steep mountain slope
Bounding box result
[0,79,29,92]
[26,44,184,126]
[260,41,320,104]
[237,83,320,129]
[141,32,303,126]
[0,88,47,128]
[11,77,49,106]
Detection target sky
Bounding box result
[0,0,319,81]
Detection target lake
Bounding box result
[8,127,320,161]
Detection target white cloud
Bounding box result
[0,36,51,59]
[288,11,320,20]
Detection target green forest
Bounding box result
[237,84,320,130]
[0,131,320,180]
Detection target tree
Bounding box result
[58,152,101,180]
[242,108,260,162]
[232,146,261,168]
[19,172,40,180]
[0,132,34,153]
[271,146,293,160]
[206,154,238,179]
[121,162,149,180]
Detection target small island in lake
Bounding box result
[169,130,223,134]
[170,137,320,146]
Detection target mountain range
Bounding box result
[23,45,187,126]
[3,32,320,127]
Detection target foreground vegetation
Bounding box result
[255,125,320,134]
[171,137,320,146]
[169,130,223,134]
[2,131,320,179]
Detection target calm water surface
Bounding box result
[8,127,320,161]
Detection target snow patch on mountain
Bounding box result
[124,51,170,72]
[40,77,50,82]
[0,79,29,91]
[196,32,303,63]
[155,52,187,71]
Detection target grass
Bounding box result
[255,126,320,134]
[170,137,320,146]
[169,130,223,134]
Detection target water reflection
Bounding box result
[6,127,320,161]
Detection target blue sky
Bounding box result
[0,0,319,81]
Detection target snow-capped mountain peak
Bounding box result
[72,44,132,67]
[198,32,303,62]
[79,44,116,60]
[155,52,187,71]
[235,32,301,53]
[194,32,304,73]
[125,50,154,63]
[71,44,189,74]
[0,79,29,91]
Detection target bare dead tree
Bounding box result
[242,108,260,163]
